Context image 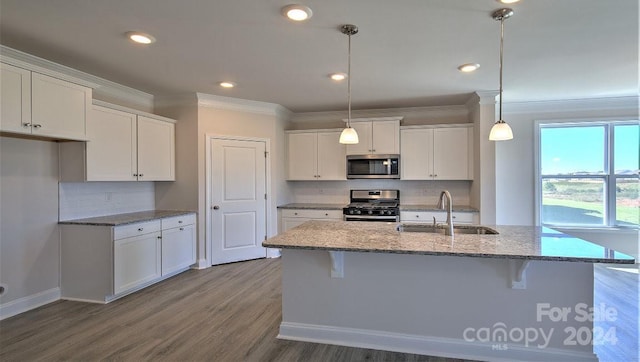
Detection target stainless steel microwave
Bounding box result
[346,154,400,179]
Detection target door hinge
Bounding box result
[264,193,267,200]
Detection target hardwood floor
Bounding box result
[0,259,462,361]
[1,259,636,361]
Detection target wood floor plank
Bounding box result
[1,258,635,361]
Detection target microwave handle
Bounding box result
[386,159,392,175]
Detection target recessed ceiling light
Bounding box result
[126,31,156,44]
[498,0,520,4]
[281,4,313,21]
[219,81,236,88]
[329,73,347,81]
[457,63,480,73]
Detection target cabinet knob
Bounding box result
[325,213,329,216]
[294,212,298,215]
[179,227,184,231]
[372,149,376,152]
[139,174,144,177]
[138,228,144,231]
[157,236,162,239]
[22,122,31,128]
[434,174,438,177]
[178,220,183,223]
[416,215,420,218]
[32,124,42,129]
[213,205,220,210]
[133,173,138,177]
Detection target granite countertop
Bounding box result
[278,203,346,210]
[59,210,196,226]
[399,205,478,212]
[263,220,635,264]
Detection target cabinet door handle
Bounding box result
[22,122,32,128]
[32,124,42,129]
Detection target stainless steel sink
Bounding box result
[397,224,499,235]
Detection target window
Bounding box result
[538,121,639,227]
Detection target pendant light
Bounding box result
[339,24,359,144]
[489,8,514,141]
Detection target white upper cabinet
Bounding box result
[287,130,346,181]
[86,106,138,181]
[346,118,400,155]
[0,63,31,134]
[1,63,91,140]
[401,125,473,180]
[137,115,175,181]
[60,102,176,182]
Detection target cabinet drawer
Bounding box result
[162,213,196,230]
[281,209,343,219]
[114,220,161,240]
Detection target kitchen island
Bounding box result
[263,221,634,362]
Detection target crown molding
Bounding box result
[196,92,293,120]
[503,96,639,115]
[93,100,176,124]
[291,105,468,123]
[0,45,154,112]
[467,91,498,107]
[154,94,199,109]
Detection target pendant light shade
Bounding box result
[489,120,513,140]
[339,24,359,145]
[489,8,514,141]
[339,127,359,144]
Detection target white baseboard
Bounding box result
[195,258,209,269]
[278,322,598,362]
[0,287,61,320]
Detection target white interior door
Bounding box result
[210,138,267,265]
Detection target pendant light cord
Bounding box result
[347,32,352,128]
[498,17,504,122]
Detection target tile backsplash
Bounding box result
[288,180,471,206]
[59,182,155,221]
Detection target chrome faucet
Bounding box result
[437,190,454,236]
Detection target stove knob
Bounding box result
[387,210,393,215]
[355,210,361,215]
[349,209,355,214]
[379,210,386,215]
[368,210,373,215]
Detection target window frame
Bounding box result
[534,118,638,229]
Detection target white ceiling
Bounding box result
[0,0,637,112]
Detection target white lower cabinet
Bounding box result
[114,230,162,294]
[161,216,197,276]
[279,209,343,233]
[400,211,477,225]
[61,213,196,303]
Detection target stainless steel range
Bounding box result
[343,189,400,222]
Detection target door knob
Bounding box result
[213,205,220,210]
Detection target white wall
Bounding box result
[59,182,155,221]
[0,137,60,310]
